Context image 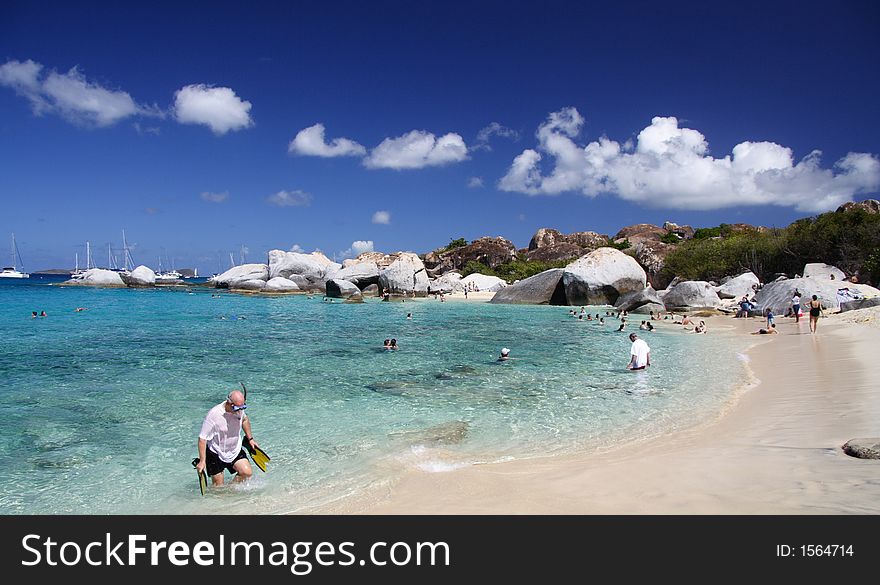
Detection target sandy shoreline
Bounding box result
[316,311,880,514]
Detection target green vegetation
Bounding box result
[659,232,681,244]
[440,237,468,253]
[460,258,569,282]
[609,239,631,250]
[662,210,880,285]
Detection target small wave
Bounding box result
[736,353,750,363]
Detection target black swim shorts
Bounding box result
[205,447,248,477]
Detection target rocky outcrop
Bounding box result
[344,251,399,269]
[461,273,506,292]
[267,250,338,287]
[430,272,463,293]
[716,272,760,299]
[379,253,429,294]
[423,237,517,276]
[334,261,380,289]
[752,278,880,314]
[613,223,667,246]
[65,268,126,287]
[490,269,566,305]
[524,229,609,262]
[124,265,156,287]
[562,247,647,305]
[264,277,300,292]
[633,240,676,289]
[662,221,695,240]
[361,284,379,296]
[662,281,722,310]
[803,263,846,281]
[614,287,664,312]
[836,199,880,214]
[630,302,666,315]
[842,438,880,459]
[211,264,269,287]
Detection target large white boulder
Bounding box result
[211,264,269,287]
[803,263,846,281]
[490,269,565,304]
[264,277,300,292]
[326,278,363,300]
[562,247,647,305]
[333,261,380,289]
[715,271,760,299]
[267,250,337,285]
[66,268,126,287]
[379,252,429,294]
[753,277,880,314]
[663,281,722,310]
[430,271,464,293]
[614,286,665,312]
[461,273,507,292]
[125,265,156,287]
[230,278,267,291]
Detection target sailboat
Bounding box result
[0,233,29,278]
[70,241,94,280]
[155,249,183,283]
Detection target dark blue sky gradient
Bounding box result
[1,1,878,271]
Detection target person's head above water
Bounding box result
[500,347,510,357]
[629,333,638,342]
[225,390,247,412]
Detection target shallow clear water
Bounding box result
[0,278,748,514]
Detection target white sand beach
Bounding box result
[320,309,880,514]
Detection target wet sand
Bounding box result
[320,312,880,514]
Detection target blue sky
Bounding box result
[1,1,879,272]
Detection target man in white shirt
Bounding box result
[628,333,651,370]
[195,389,260,485]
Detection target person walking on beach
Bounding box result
[627,333,651,370]
[791,290,801,323]
[808,295,823,334]
[195,390,258,486]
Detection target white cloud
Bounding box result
[364,130,468,170]
[372,210,391,225]
[467,176,484,188]
[266,190,312,207]
[474,122,519,151]
[499,107,880,213]
[0,58,155,126]
[289,244,304,253]
[340,240,375,259]
[200,191,229,203]
[173,84,253,135]
[288,123,366,157]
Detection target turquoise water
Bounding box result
[0,279,749,514]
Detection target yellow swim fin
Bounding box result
[246,445,271,473]
[192,458,207,495]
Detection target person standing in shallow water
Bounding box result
[196,390,258,486]
[808,295,823,334]
[627,333,651,370]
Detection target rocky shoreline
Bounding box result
[59,203,880,314]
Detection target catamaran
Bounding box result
[0,233,30,278]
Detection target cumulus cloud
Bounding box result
[473,122,519,151]
[372,210,391,225]
[499,107,880,213]
[266,190,312,207]
[467,176,484,188]
[0,58,156,126]
[340,240,375,260]
[289,244,304,253]
[200,191,229,203]
[288,123,366,157]
[364,130,468,170]
[173,84,253,135]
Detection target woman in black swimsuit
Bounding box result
[808,295,822,334]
